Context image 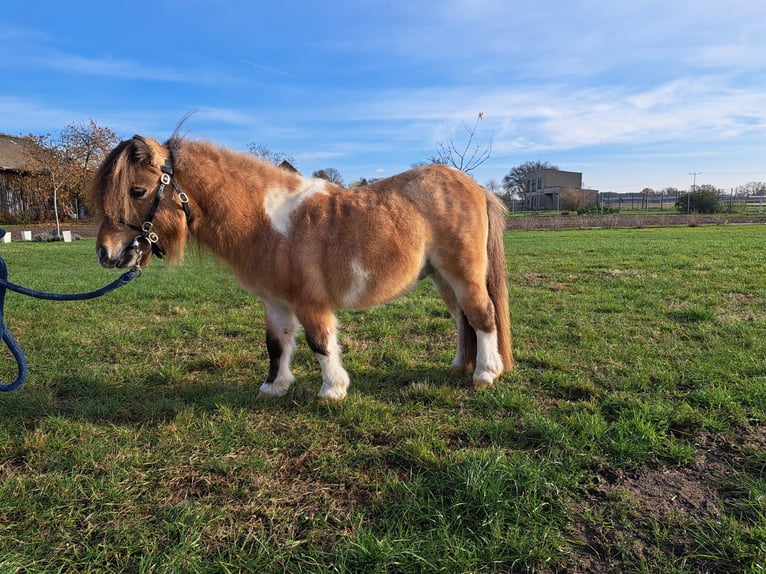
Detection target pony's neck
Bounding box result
[172,141,289,260]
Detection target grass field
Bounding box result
[0,225,763,573]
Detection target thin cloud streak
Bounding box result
[240,59,303,81]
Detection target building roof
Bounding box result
[0,134,34,172]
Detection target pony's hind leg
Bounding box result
[461,288,504,388]
[437,268,504,388]
[297,308,350,400]
[258,299,300,397]
[431,271,475,374]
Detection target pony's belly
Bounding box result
[337,252,428,309]
[339,275,420,309]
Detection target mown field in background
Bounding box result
[0,226,763,573]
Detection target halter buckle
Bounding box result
[160,173,171,185]
[142,221,153,233]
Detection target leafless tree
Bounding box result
[502,160,559,200]
[484,178,500,194]
[485,178,512,209]
[736,181,766,196]
[312,167,344,186]
[427,112,492,174]
[247,143,296,167]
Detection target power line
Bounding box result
[698,171,766,176]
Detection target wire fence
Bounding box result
[503,193,766,214]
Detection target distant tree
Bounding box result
[502,160,559,200]
[427,112,492,174]
[676,184,721,214]
[313,167,344,186]
[64,119,119,173]
[484,178,510,206]
[736,181,766,196]
[64,119,119,216]
[24,119,118,232]
[27,133,79,236]
[247,143,296,167]
[484,178,501,194]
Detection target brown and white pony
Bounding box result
[90,134,512,400]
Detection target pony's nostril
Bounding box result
[97,245,116,267]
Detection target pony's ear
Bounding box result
[131,135,167,167]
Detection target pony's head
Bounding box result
[90,135,189,269]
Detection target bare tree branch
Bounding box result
[313,167,344,186]
[247,143,296,167]
[428,113,492,174]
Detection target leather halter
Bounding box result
[125,154,191,259]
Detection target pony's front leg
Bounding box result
[298,309,350,401]
[258,299,300,398]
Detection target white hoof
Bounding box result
[318,374,350,401]
[318,386,346,401]
[473,357,504,388]
[472,370,496,389]
[316,350,350,401]
[474,330,504,389]
[258,375,293,398]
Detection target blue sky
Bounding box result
[2,0,765,192]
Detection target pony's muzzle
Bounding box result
[96,240,140,269]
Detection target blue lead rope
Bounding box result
[0,231,139,391]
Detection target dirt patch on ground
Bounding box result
[563,424,765,573]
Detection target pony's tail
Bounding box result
[484,191,513,370]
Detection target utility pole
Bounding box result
[688,171,701,213]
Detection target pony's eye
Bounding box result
[130,187,147,198]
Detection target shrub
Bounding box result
[676,188,722,214]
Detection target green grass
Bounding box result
[0,225,764,572]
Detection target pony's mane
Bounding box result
[89,139,142,224]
